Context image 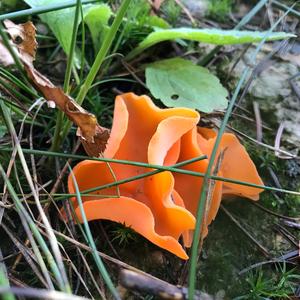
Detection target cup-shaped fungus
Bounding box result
[67,93,263,259]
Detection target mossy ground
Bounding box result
[0,1,299,299]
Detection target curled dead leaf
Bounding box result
[3,19,37,65]
[0,42,14,66]
[3,20,109,156]
[78,126,110,157]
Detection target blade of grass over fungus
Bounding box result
[0,0,99,21]
[3,148,300,199]
[0,100,71,294]
[2,148,206,169]
[68,165,121,300]
[51,0,82,153]
[187,6,295,299]
[60,0,132,143]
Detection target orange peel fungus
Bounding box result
[67,93,264,259]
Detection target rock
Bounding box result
[182,0,209,18]
[229,47,300,148]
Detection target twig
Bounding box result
[238,257,297,275]
[273,223,299,248]
[120,269,213,300]
[0,287,89,300]
[274,122,290,158]
[249,201,300,221]
[1,223,48,288]
[220,205,270,258]
[227,125,298,159]
[282,220,300,229]
[174,0,195,25]
[253,101,263,142]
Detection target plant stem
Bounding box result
[188,68,249,300]
[50,0,82,153]
[0,0,99,21]
[0,101,71,293]
[69,166,121,300]
[60,0,132,142]
[1,147,299,197]
[187,5,295,299]
[0,261,16,300]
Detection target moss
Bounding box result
[208,0,233,21]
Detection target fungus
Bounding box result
[67,93,263,259]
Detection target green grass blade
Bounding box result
[75,0,132,105]
[64,0,82,92]
[0,68,37,97]
[0,100,71,293]
[273,0,300,18]
[236,0,268,29]
[50,0,82,153]
[0,162,64,291]
[60,0,132,143]
[187,5,296,299]
[1,148,299,199]
[0,260,16,300]
[199,0,269,66]
[68,165,121,300]
[0,0,99,21]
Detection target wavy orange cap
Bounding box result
[67,93,264,259]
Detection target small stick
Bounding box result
[249,201,300,221]
[282,220,300,229]
[119,269,213,300]
[253,101,263,142]
[220,205,270,258]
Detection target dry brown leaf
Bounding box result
[3,20,109,157]
[3,19,37,65]
[0,41,15,66]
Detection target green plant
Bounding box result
[208,0,233,21]
[235,265,300,299]
[161,0,182,26]
[111,224,137,246]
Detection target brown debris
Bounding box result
[0,42,14,66]
[119,269,215,300]
[3,20,109,156]
[3,19,37,65]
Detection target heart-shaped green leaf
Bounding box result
[24,0,111,56]
[146,58,228,113]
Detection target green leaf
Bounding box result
[146,58,228,113]
[24,0,111,56]
[0,125,7,139]
[83,4,112,52]
[127,27,296,59]
[146,15,171,29]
